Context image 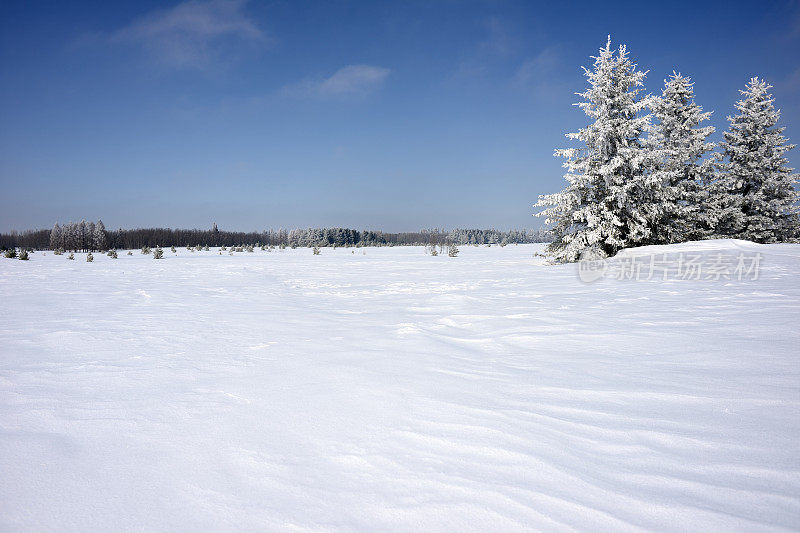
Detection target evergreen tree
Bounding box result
[78,220,88,252]
[536,37,656,262]
[88,221,96,250]
[93,220,107,251]
[49,223,62,250]
[648,73,716,243]
[65,223,77,251]
[715,78,798,242]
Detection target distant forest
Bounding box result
[0,222,550,251]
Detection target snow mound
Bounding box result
[613,238,798,258]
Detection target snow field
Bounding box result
[1,241,799,531]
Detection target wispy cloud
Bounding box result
[109,0,265,69]
[513,46,560,87]
[283,65,391,99]
[789,1,800,36]
[455,17,516,78]
[478,17,514,56]
[510,46,572,103]
[781,67,800,94]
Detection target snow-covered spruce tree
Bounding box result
[87,221,96,250]
[648,73,716,243]
[714,77,798,242]
[63,223,75,251]
[49,223,62,250]
[93,220,107,251]
[536,37,656,262]
[78,220,88,252]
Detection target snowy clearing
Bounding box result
[1,241,799,531]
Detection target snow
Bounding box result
[1,241,799,531]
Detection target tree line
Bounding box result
[0,222,549,251]
[48,220,107,252]
[537,37,798,262]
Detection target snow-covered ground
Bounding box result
[1,241,798,531]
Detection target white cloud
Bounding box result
[284,65,391,98]
[110,0,264,69]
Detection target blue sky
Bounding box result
[1,0,799,232]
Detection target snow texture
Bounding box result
[1,242,799,531]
